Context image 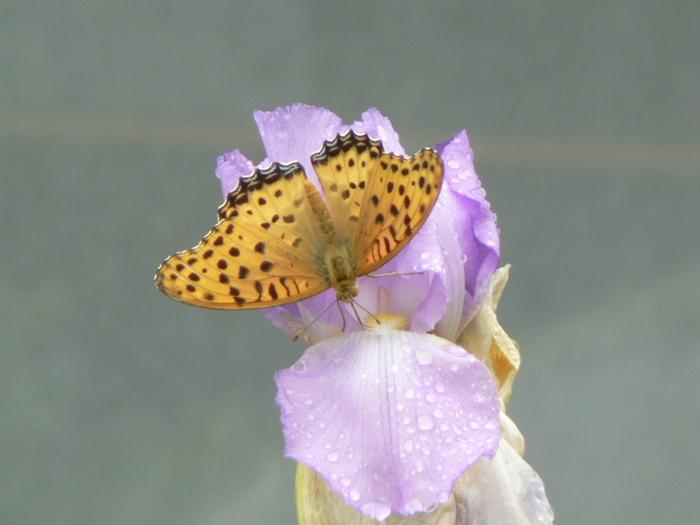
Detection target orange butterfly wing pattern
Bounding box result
[155,163,329,309]
[311,133,444,274]
[154,131,444,310]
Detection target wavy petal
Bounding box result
[253,103,345,184]
[436,132,500,329]
[215,149,256,197]
[350,107,406,156]
[276,327,501,520]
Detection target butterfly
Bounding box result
[155,131,444,310]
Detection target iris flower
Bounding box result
[215,104,553,524]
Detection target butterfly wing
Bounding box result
[155,163,330,309]
[312,131,444,275]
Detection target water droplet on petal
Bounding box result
[327,451,339,462]
[350,489,360,501]
[447,159,460,169]
[405,388,415,399]
[418,416,434,430]
[415,459,424,473]
[415,348,433,365]
[340,477,351,487]
[435,382,445,393]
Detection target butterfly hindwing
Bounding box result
[155,163,329,309]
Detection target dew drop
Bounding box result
[340,477,351,486]
[469,420,480,430]
[350,489,360,501]
[327,451,339,462]
[447,159,460,169]
[405,388,415,399]
[426,393,436,403]
[405,440,414,453]
[415,348,433,365]
[418,416,434,430]
[435,382,445,393]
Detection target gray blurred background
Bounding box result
[2,2,698,524]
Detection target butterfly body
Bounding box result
[302,178,360,302]
[155,131,444,310]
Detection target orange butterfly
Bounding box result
[155,131,444,309]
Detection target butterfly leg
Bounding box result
[336,300,348,331]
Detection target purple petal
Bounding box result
[350,107,406,155]
[436,132,500,328]
[215,149,256,197]
[394,194,467,339]
[253,103,346,183]
[275,328,501,520]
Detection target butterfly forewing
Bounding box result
[155,163,329,309]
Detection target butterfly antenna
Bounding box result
[293,301,338,342]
